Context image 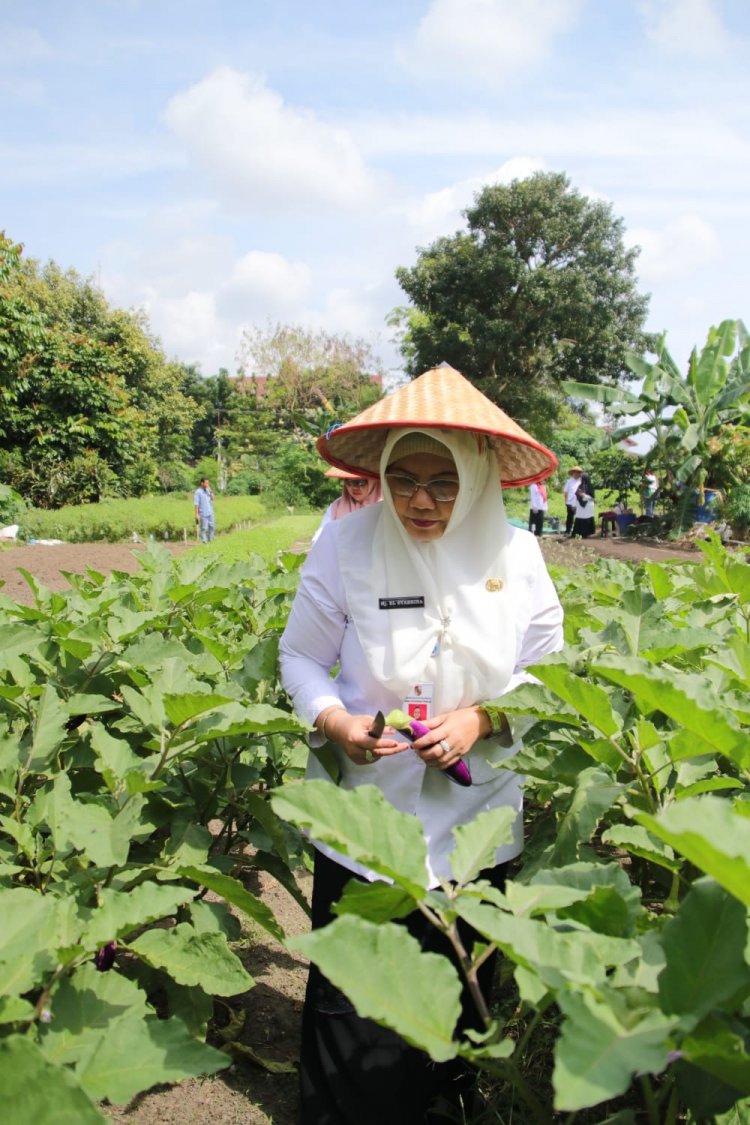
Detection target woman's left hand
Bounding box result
[409,707,490,771]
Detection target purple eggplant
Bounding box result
[384,709,472,787]
[94,940,117,971]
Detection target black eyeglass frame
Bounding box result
[385,472,460,503]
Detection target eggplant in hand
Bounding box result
[384,708,472,787]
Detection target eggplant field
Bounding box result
[0,537,748,1123]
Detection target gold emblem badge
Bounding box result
[485,578,504,592]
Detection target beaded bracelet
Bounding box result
[321,706,346,742]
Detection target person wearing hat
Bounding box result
[279,364,564,1124]
[563,465,584,536]
[311,465,382,544]
[571,472,596,539]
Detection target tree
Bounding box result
[563,319,750,527]
[0,237,198,505]
[391,172,652,428]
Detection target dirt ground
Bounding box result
[0,531,703,608]
[0,531,705,1123]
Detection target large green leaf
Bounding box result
[637,797,750,905]
[130,923,254,995]
[449,807,516,886]
[528,661,622,737]
[681,1014,750,1094]
[270,780,429,894]
[28,683,68,770]
[0,1035,103,1123]
[76,1014,229,1104]
[553,990,673,1111]
[593,658,750,769]
[39,962,151,1067]
[658,878,750,1021]
[84,882,196,946]
[290,914,462,1061]
[179,865,284,941]
[163,692,234,727]
[547,767,625,866]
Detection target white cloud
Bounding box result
[626,215,721,281]
[397,0,583,85]
[164,67,378,211]
[638,0,730,55]
[219,251,313,322]
[401,157,545,240]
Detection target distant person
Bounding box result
[563,466,583,536]
[311,466,382,544]
[600,499,629,537]
[194,477,215,543]
[641,471,658,517]
[528,480,548,537]
[571,473,596,538]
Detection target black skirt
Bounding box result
[299,848,509,1125]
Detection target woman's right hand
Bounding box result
[318,708,405,766]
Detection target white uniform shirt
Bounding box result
[280,521,564,886]
[529,483,548,511]
[564,476,582,505]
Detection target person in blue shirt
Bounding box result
[193,478,215,543]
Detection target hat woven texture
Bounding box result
[317,364,557,487]
[324,465,365,480]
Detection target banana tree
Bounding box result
[563,319,750,528]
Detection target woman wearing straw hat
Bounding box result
[311,465,382,544]
[280,364,563,1124]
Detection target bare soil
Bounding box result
[0,532,704,1123]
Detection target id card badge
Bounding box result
[402,683,434,723]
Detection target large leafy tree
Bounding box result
[392,172,652,433]
[0,237,197,505]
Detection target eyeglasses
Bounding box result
[385,473,459,502]
[345,479,370,488]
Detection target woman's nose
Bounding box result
[410,484,436,508]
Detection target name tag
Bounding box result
[379,596,425,610]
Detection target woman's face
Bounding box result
[386,451,458,541]
[343,477,372,500]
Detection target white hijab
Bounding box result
[336,427,517,708]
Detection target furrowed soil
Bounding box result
[0,532,705,1123]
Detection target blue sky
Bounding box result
[2,0,748,385]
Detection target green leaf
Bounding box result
[84,882,196,946]
[28,683,68,770]
[553,991,673,1111]
[290,914,462,1060]
[179,865,284,942]
[163,692,234,727]
[333,879,415,923]
[548,767,625,866]
[130,924,254,995]
[65,693,119,717]
[637,797,750,905]
[76,1015,230,1104]
[39,962,151,1067]
[658,878,750,1021]
[682,1014,750,1093]
[529,660,622,737]
[0,1035,103,1123]
[601,825,680,874]
[270,780,429,895]
[593,658,750,770]
[449,807,516,886]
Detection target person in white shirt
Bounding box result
[563,466,583,535]
[571,472,596,538]
[279,365,563,1124]
[528,480,548,537]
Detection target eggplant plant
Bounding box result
[0,545,310,1120]
[274,532,750,1122]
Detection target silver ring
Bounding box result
[439,739,450,756]
[364,749,376,764]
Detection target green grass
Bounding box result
[22,493,273,543]
[187,512,322,563]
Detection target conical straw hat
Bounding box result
[316,364,557,486]
[324,465,365,480]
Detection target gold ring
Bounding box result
[364,749,376,764]
[439,739,450,755]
